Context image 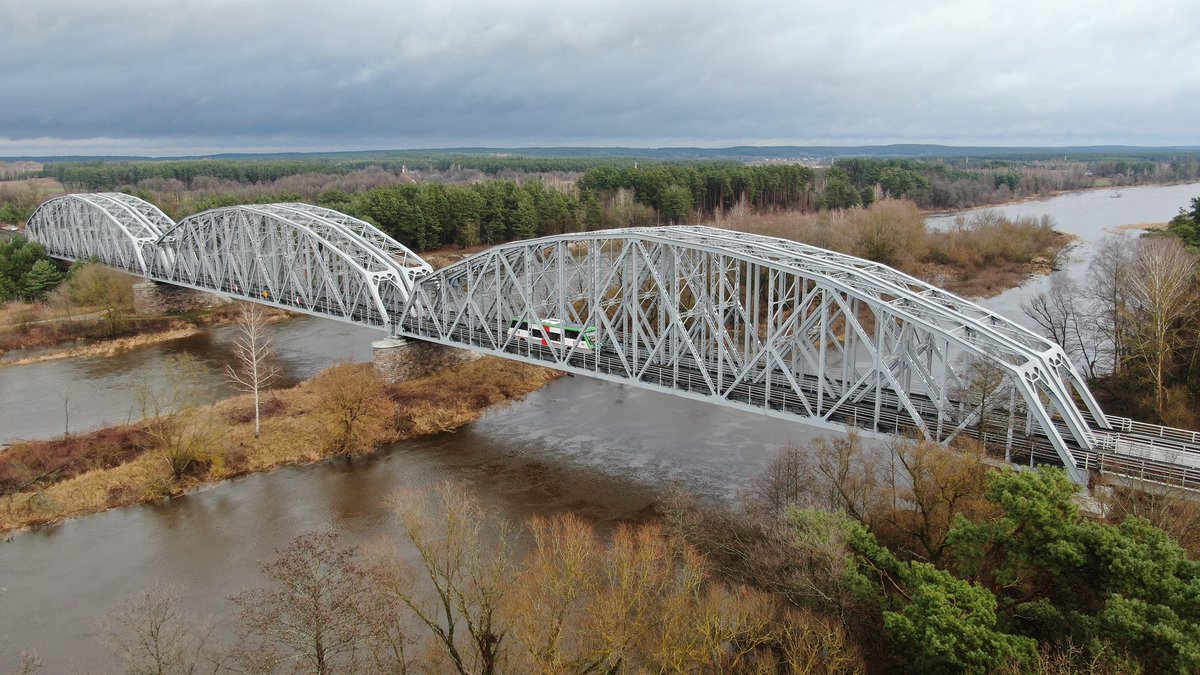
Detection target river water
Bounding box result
[2,181,1198,671]
[927,181,1200,325]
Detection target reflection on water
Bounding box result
[2,181,1198,671]
[1,316,379,444]
[0,379,812,672]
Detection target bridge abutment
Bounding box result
[372,337,481,383]
[132,281,230,315]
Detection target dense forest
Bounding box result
[5,152,1200,237]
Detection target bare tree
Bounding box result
[60,263,134,336]
[881,439,992,564]
[377,483,515,675]
[229,531,403,675]
[1086,237,1136,375]
[136,353,214,481]
[1124,237,1198,417]
[104,584,221,675]
[310,362,396,458]
[224,303,279,437]
[1020,277,1099,379]
[956,357,1010,445]
[745,441,810,521]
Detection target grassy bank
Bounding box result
[714,199,1071,298]
[0,299,283,363]
[0,357,561,533]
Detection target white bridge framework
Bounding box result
[26,193,1200,489]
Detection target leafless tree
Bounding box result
[377,483,515,675]
[745,442,810,521]
[1124,237,1198,417]
[309,362,396,458]
[229,531,405,674]
[136,353,214,481]
[104,583,221,675]
[956,357,1010,445]
[881,438,991,564]
[224,303,279,437]
[1086,237,1136,375]
[1020,277,1099,378]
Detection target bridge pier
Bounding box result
[373,337,480,383]
[132,281,230,315]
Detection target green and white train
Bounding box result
[508,317,597,351]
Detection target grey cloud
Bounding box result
[1,0,1198,154]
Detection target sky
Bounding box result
[1,0,1198,156]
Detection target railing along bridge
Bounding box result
[26,193,1200,490]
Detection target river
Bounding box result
[2,181,1198,671]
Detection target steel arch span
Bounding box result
[27,198,1200,488]
[150,203,433,329]
[399,226,1108,483]
[26,193,174,274]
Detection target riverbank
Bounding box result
[1,327,202,367]
[0,356,561,534]
[0,301,287,364]
[920,178,1200,216]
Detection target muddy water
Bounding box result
[2,181,1197,671]
[1,379,814,671]
[0,316,376,444]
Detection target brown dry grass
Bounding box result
[0,424,152,494]
[0,356,561,533]
[1,326,200,366]
[388,357,560,435]
[1109,222,1168,233]
[0,297,283,358]
[713,199,1070,298]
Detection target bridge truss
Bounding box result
[400,226,1109,483]
[26,195,1200,488]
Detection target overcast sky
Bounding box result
[1,0,1198,156]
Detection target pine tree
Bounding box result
[23,259,63,301]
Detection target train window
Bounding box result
[564,329,580,340]
[530,329,544,338]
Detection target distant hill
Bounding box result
[6,144,1200,163]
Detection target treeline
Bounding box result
[317,181,591,250]
[820,157,1200,211]
[38,155,648,192]
[362,153,645,175]
[321,165,819,251]
[41,159,351,191]
[577,163,816,219]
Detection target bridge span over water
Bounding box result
[26,193,1200,490]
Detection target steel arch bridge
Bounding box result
[26,194,1200,489]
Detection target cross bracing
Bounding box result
[151,203,433,329]
[27,192,174,274]
[26,196,1200,489]
[399,226,1200,488]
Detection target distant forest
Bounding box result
[3,149,1200,254]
